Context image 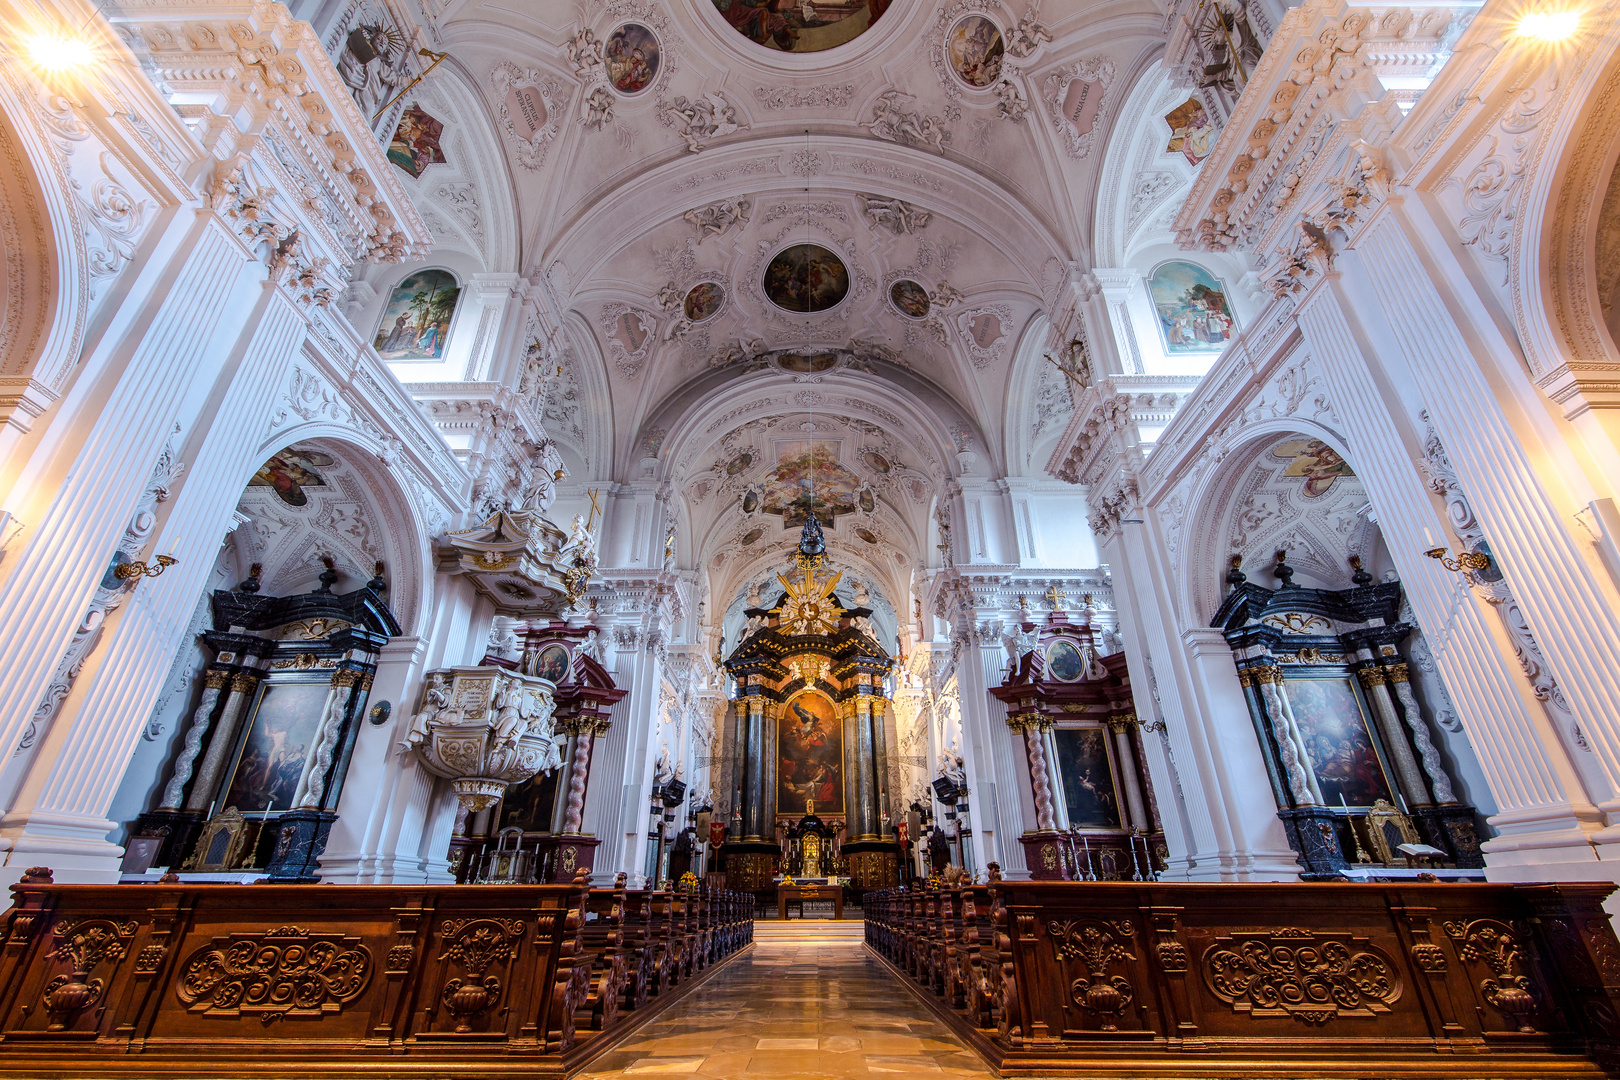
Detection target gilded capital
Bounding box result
[1384,662,1409,683]
[203,669,232,690]
[230,672,259,693]
[1356,666,1388,688]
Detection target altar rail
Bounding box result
[865,874,1620,1077]
[0,868,752,1077]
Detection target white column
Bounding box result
[1109,512,1300,879]
[1110,720,1150,833]
[319,636,444,884]
[0,216,255,867]
[1291,269,1603,878]
[1349,208,1620,836]
[953,627,1033,877]
[0,268,298,883]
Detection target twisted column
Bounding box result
[293,669,367,810]
[561,720,601,833]
[184,671,260,815]
[1012,713,1056,831]
[1356,664,1432,807]
[1386,663,1458,804]
[158,670,230,811]
[1251,665,1320,806]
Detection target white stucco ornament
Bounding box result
[403,666,563,810]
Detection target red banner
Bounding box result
[708,820,727,847]
[896,820,909,847]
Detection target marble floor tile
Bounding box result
[574,931,996,1080]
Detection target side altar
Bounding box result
[718,514,901,894]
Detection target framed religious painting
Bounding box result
[217,677,332,816]
[777,692,844,816]
[532,643,571,684]
[1282,675,1397,808]
[1051,727,1122,829]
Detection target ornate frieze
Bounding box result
[176,926,372,1021]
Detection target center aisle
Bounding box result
[576,921,994,1078]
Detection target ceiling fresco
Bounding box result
[711,0,893,53]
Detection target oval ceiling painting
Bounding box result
[684,281,725,322]
[605,23,660,95]
[889,279,931,319]
[713,0,890,53]
[763,244,850,313]
[947,15,1004,88]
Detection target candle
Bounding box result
[1423,527,1435,547]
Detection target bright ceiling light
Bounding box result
[27,35,96,72]
[1516,10,1580,41]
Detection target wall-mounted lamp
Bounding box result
[1423,528,1488,573]
[115,554,176,581]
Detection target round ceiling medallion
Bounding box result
[713,0,890,53]
[684,281,725,321]
[763,244,850,313]
[947,15,1004,88]
[605,23,660,95]
[889,279,930,319]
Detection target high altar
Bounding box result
[718,514,901,893]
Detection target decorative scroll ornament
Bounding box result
[1443,919,1540,1031]
[43,919,137,1030]
[175,926,372,1022]
[1048,919,1136,1030]
[1202,929,1401,1023]
[437,918,525,1032]
[404,667,562,810]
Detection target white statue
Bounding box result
[995,78,1030,123]
[566,27,602,76]
[582,85,614,130]
[522,466,557,513]
[1004,6,1052,58]
[579,628,605,663]
[491,681,528,748]
[858,193,930,235]
[556,513,597,568]
[683,196,751,242]
[653,746,675,786]
[661,93,742,152]
[402,672,450,751]
[1006,622,1039,667]
[862,90,948,153]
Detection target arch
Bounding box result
[1516,31,1620,413]
[244,427,435,638]
[1175,418,1359,626]
[0,70,91,451]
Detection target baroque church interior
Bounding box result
[4,0,1620,1074]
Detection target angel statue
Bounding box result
[401,672,450,752]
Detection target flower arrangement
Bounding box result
[678,871,700,890]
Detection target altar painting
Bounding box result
[374,269,461,360]
[1052,728,1121,828]
[759,440,860,527]
[1285,676,1394,807]
[777,692,844,815]
[220,680,331,813]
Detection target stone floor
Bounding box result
[575,923,994,1079]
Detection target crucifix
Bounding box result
[585,487,602,532]
[1043,584,1068,611]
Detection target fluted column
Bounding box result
[184,671,262,815]
[1110,718,1151,832]
[157,670,230,811]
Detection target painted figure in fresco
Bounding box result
[248,447,334,508]
[949,17,1004,88]
[1164,97,1214,166]
[1271,438,1355,498]
[714,0,890,53]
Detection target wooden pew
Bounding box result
[863,870,1620,1078]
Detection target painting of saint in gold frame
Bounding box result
[1284,675,1396,807]
[777,692,844,815]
